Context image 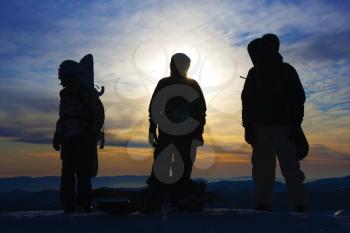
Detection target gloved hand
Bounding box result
[148,132,158,147]
[244,125,255,145]
[52,133,61,151]
[191,127,204,147]
[194,135,204,147]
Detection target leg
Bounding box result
[76,170,92,209]
[179,139,194,181]
[149,141,163,183]
[148,135,171,186]
[75,135,92,209]
[60,140,76,211]
[275,126,307,210]
[252,126,276,210]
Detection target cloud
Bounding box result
[285,30,350,64]
[307,144,350,162]
[0,0,349,168]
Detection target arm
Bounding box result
[148,81,163,146]
[286,64,306,140]
[286,65,305,125]
[241,68,256,144]
[241,68,255,128]
[53,100,62,151]
[192,80,206,144]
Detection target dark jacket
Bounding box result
[56,84,98,139]
[241,57,305,128]
[149,76,206,140]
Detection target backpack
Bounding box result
[95,88,105,149]
[81,86,105,149]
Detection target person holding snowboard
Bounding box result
[53,59,100,213]
[241,34,307,212]
[147,53,206,191]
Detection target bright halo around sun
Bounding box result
[130,41,243,112]
[171,45,239,95]
[132,41,170,82]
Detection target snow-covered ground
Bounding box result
[1,209,349,233]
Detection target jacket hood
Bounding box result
[59,60,82,79]
[170,53,191,78]
[248,38,263,67]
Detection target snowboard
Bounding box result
[79,54,99,177]
[79,54,94,89]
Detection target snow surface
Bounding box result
[0,209,349,233]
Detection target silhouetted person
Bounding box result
[242,34,307,212]
[148,53,206,191]
[53,60,99,213]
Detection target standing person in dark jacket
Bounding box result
[241,34,307,212]
[148,53,206,190]
[53,60,98,213]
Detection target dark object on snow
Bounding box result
[92,181,221,214]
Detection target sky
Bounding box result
[0,0,349,179]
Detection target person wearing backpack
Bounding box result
[53,58,104,213]
[241,34,307,212]
[147,53,206,191]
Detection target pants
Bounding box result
[60,135,96,207]
[150,134,197,185]
[252,125,307,209]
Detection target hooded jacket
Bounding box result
[148,54,206,140]
[242,43,305,128]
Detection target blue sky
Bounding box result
[0,0,349,178]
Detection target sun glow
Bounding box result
[130,41,243,104]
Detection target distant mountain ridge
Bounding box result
[0,175,349,193]
[206,180,287,192]
[0,176,148,192]
[0,176,349,212]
